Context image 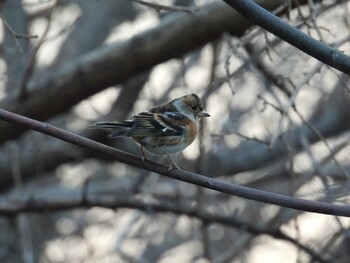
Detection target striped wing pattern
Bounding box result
[128,112,185,137]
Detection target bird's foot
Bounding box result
[166,154,180,171]
[167,164,180,171]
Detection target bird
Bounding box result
[90,93,210,169]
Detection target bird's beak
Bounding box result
[198,110,210,117]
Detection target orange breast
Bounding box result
[132,119,198,155]
[185,120,197,144]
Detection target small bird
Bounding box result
[90,93,210,169]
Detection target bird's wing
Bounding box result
[129,111,187,137]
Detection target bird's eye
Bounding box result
[191,105,198,111]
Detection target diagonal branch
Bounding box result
[0,108,350,217]
[222,0,350,73]
[132,0,197,14]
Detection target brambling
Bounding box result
[90,93,210,169]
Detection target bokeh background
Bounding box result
[0,0,350,262]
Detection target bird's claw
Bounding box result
[168,164,180,171]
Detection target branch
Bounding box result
[0,16,38,42]
[0,108,350,217]
[207,74,350,176]
[0,16,38,39]
[18,9,53,100]
[222,0,350,74]
[0,15,38,53]
[0,195,327,263]
[132,0,198,14]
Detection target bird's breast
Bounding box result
[133,120,198,155]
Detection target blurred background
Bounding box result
[0,0,350,262]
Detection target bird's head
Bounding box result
[174,93,210,121]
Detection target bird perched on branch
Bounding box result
[90,93,210,169]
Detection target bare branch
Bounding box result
[0,15,38,39]
[293,106,349,179]
[0,15,38,53]
[132,0,198,14]
[211,131,270,146]
[0,195,328,262]
[18,9,53,100]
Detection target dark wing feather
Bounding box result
[128,111,185,137]
[90,121,133,129]
[89,121,133,138]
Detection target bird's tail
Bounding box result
[89,121,132,129]
[89,121,133,138]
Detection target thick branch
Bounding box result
[0,108,350,217]
[222,0,350,73]
[0,195,326,262]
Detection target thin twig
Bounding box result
[211,131,270,146]
[0,15,38,54]
[223,34,237,94]
[19,8,53,100]
[257,94,284,114]
[132,0,198,14]
[300,132,348,249]
[293,106,349,179]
